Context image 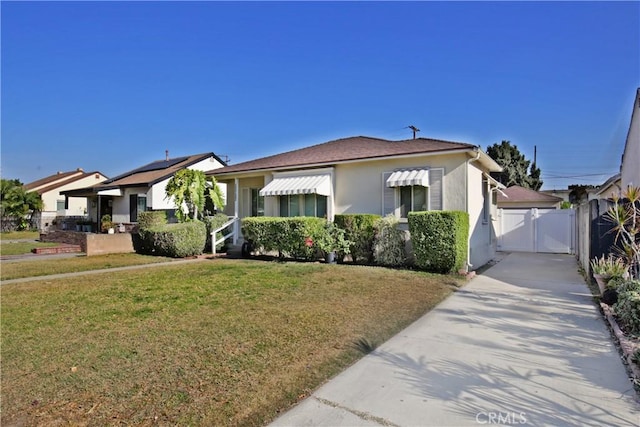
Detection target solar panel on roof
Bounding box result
[129,156,190,174]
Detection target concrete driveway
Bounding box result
[271,252,640,427]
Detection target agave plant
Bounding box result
[605,186,640,280]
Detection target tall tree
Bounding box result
[165,170,225,222]
[529,161,543,191]
[486,140,543,189]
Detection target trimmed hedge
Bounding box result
[334,214,380,263]
[373,215,406,267]
[408,211,469,273]
[138,221,207,258]
[242,217,329,260]
[137,211,167,229]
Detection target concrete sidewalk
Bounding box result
[271,252,640,427]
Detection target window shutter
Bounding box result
[382,172,397,216]
[429,168,444,210]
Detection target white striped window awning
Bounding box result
[259,174,331,197]
[386,169,429,187]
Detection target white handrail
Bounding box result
[210,216,238,254]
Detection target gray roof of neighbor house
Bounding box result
[24,169,107,195]
[62,152,224,196]
[210,136,502,176]
[498,186,564,203]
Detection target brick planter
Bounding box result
[40,230,134,256]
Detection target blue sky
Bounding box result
[2,1,638,190]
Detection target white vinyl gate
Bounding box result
[497,208,575,254]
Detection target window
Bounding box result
[482,177,490,223]
[399,186,428,217]
[383,168,444,218]
[279,194,327,218]
[130,194,147,222]
[56,199,66,212]
[250,188,264,216]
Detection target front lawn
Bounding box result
[0,253,177,280]
[0,240,59,256]
[1,259,461,426]
[0,230,40,241]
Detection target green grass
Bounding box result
[0,241,59,256]
[1,259,461,426]
[0,230,40,241]
[1,253,176,280]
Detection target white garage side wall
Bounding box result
[333,153,469,215]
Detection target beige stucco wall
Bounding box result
[466,164,497,269]
[40,173,107,215]
[621,92,640,189]
[216,151,500,269]
[333,153,468,214]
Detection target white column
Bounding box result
[233,178,240,244]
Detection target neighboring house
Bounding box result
[209,135,504,269]
[24,168,108,229]
[620,87,640,189]
[498,185,563,209]
[63,152,226,227]
[594,173,622,200]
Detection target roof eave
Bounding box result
[211,147,480,178]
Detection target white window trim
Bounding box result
[382,167,445,220]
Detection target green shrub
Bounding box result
[139,221,206,258]
[334,214,380,263]
[614,289,640,336]
[242,217,329,260]
[137,211,167,229]
[372,215,406,267]
[408,211,469,273]
[203,213,232,252]
[615,279,640,294]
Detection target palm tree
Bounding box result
[0,179,43,230]
[165,170,225,222]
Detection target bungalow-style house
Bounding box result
[498,185,563,209]
[209,135,504,269]
[620,87,639,189]
[594,173,622,200]
[63,152,226,228]
[24,168,108,229]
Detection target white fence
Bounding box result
[497,208,575,254]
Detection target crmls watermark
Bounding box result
[475,411,527,425]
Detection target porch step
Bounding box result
[223,244,244,259]
[32,245,82,255]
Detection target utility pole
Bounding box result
[407,125,420,139]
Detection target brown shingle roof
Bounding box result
[24,169,106,194]
[65,153,222,196]
[24,170,84,192]
[211,136,477,175]
[498,186,564,203]
[98,152,220,188]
